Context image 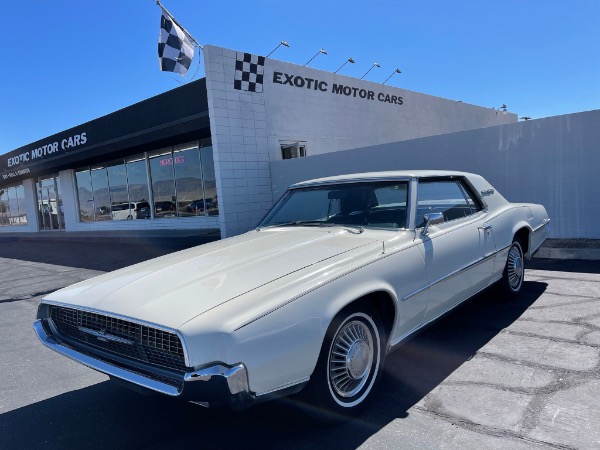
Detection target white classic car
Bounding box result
[34,171,550,417]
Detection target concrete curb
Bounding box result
[534,247,600,261]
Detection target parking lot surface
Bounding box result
[1,240,599,449]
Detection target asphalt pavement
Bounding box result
[1,239,599,449]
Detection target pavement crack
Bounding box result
[528,293,600,306]
[476,351,600,376]
[413,406,577,450]
[501,329,600,348]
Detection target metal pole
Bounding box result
[383,69,401,85]
[334,58,355,74]
[361,63,380,79]
[155,0,203,49]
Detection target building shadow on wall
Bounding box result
[1,281,546,449]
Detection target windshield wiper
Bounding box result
[256,220,324,230]
[317,223,364,234]
[257,221,364,234]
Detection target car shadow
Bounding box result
[1,281,546,449]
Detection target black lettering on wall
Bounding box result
[332,84,344,95]
[270,73,403,107]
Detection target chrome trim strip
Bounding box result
[532,219,551,232]
[34,319,181,396]
[390,279,497,348]
[40,300,191,367]
[401,285,429,302]
[256,377,311,397]
[407,178,418,229]
[290,176,412,189]
[428,255,486,288]
[403,245,504,303]
[496,243,512,254]
[78,326,135,345]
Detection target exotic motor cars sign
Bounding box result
[1,132,87,181]
[272,71,404,106]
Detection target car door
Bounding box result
[415,178,496,323]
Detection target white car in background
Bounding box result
[34,170,549,419]
[110,202,148,220]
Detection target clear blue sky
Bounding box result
[1,0,598,153]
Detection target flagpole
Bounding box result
[155,0,203,50]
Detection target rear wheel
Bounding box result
[299,304,386,421]
[500,239,525,296]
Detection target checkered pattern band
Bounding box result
[234,52,265,93]
[158,10,195,76]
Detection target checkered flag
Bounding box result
[234,52,265,93]
[158,8,195,76]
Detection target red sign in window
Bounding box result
[160,156,185,167]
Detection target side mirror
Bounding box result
[421,212,444,235]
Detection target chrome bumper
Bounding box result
[33,319,254,409]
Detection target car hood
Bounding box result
[44,229,380,329]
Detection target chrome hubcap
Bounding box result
[508,244,523,289]
[329,320,374,398]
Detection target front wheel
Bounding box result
[500,239,525,296]
[299,305,385,421]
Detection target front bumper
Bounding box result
[33,319,254,409]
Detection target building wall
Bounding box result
[270,109,600,239]
[204,46,273,238]
[262,58,516,161]
[203,44,517,237]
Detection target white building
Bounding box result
[0,44,522,238]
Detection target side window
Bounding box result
[416,180,475,227]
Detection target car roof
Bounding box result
[290,170,477,188]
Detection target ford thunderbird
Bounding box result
[34,171,550,417]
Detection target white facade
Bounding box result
[1,44,521,238]
[203,45,516,237]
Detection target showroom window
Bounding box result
[0,183,28,226]
[74,139,216,222]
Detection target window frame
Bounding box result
[414,176,486,229]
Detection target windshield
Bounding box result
[259,181,408,229]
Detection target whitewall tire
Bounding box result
[300,304,386,421]
[500,239,525,296]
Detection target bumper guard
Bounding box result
[33,319,254,409]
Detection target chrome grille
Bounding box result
[49,306,187,371]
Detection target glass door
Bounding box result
[37,176,64,230]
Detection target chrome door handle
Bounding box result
[478,224,492,231]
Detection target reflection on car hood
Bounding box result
[44,229,380,329]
